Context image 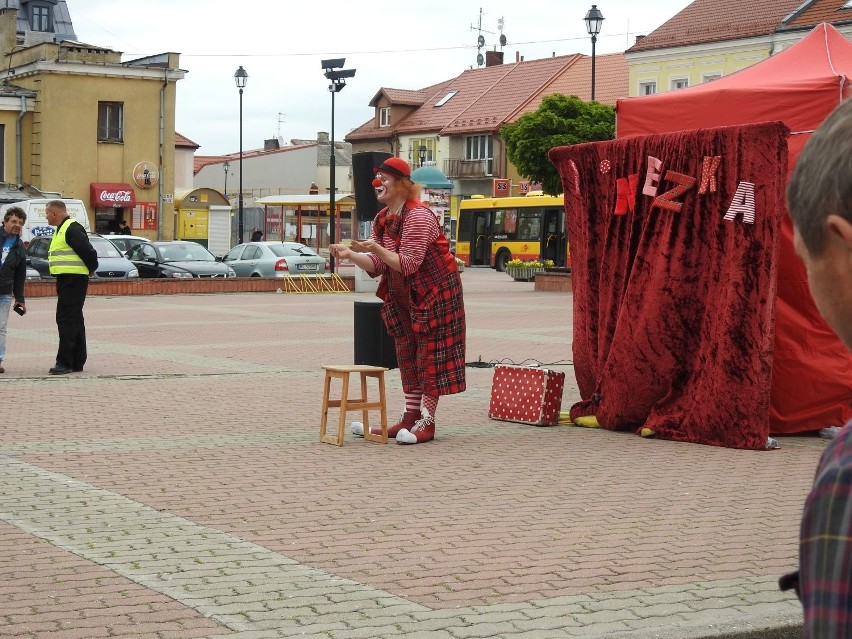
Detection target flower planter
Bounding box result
[506,266,544,282]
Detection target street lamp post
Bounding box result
[418,145,427,168]
[223,160,230,197]
[584,5,604,102]
[234,66,248,244]
[321,58,356,274]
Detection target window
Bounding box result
[242,245,262,260]
[378,107,390,127]
[638,81,657,95]
[30,4,51,31]
[516,211,542,241]
[412,138,436,165]
[434,91,458,107]
[98,102,124,142]
[701,72,722,83]
[671,77,689,90]
[465,135,493,176]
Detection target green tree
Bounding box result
[501,94,615,196]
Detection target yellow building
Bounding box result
[624,0,852,97]
[0,5,184,239]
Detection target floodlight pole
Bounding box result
[322,59,356,274]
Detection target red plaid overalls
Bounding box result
[370,201,466,396]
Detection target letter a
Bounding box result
[723,182,756,224]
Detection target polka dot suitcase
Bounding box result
[488,365,565,426]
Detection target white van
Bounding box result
[0,198,92,246]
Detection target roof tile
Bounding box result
[348,53,626,140]
[627,0,804,52]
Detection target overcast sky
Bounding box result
[72,1,692,156]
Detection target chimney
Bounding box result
[264,138,280,151]
[317,132,329,144]
[0,7,17,59]
[485,50,504,67]
[634,35,646,44]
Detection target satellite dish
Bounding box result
[477,35,485,47]
[499,34,507,46]
[477,53,484,66]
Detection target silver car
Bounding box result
[223,242,328,278]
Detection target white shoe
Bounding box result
[351,421,364,437]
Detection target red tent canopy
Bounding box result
[616,23,852,433]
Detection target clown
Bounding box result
[329,157,466,444]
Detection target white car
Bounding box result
[105,234,150,255]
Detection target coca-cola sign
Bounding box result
[133,161,160,189]
[90,183,137,207]
[99,190,133,203]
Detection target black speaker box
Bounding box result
[352,151,392,223]
[353,299,398,369]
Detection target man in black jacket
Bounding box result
[0,206,27,373]
[46,200,98,375]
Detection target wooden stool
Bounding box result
[319,365,389,446]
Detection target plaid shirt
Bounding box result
[785,419,852,638]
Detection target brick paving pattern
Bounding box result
[0,268,818,638]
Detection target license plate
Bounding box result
[296,264,318,271]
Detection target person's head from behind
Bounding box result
[787,98,852,349]
[3,206,26,235]
[45,200,68,227]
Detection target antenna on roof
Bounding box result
[498,16,507,50]
[470,6,494,67]
[277,112,286,140]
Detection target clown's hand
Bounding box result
[352,239,377,253]
[329,244,352,260]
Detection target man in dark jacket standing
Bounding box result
[0,206,28,373]
[46,200,98,375]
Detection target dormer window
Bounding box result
[378,107,390,127]
[30,3,52,32]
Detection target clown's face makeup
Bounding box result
[374,172,402,204]
[372,177,387,200]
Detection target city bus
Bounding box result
[455,193,567,271]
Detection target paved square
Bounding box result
[0,269,816,638]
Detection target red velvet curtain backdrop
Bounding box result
[549,122,789,449]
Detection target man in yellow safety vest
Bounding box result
[46,200,98,375]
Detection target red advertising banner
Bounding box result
[132,203,158,231]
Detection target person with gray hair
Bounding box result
[781,97,852,638]
[0,206,28,373]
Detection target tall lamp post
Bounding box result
[223,160,230,197]
[418,145,427,167]
[584,5,604,102]
[234,66,248,243]
[321,58,356,274]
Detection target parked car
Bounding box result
[223,241,328,278]
[26,233,139,279]
[126,241,236,278]
[26,266,40,279]
[105,234,150,255]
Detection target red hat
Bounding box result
[374,157,411,180]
